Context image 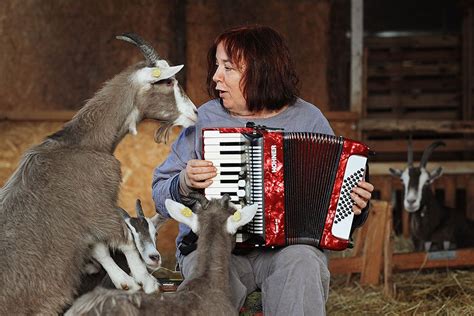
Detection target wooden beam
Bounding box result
[350,0,363,115]
[328,257,363,274]
[392,248,474,271]
[324,111,360,121]
[462,5,474,120]
[367,93,460,109]
[360,119,474,133]
[370,161,474,175]
[365,35,460,49]
[366,139,473,154]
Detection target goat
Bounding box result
[0,33,197,315]
[79,199,167,294]
[389,139,474,251]
[65,193,258,316]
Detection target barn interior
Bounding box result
[0,0,473,314]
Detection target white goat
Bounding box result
[65,193,258,316]
[79,199,167,294]
[0,33,197,315]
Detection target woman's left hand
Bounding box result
[351,181,374,215]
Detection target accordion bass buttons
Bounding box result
[331,155,367,240]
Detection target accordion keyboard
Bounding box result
[203,130,265,238]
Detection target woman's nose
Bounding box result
[213,66,223,83]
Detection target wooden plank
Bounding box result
[366,35,460,49]
[370,162,474,176]
[368,77,461,93]
[392,248,474,271]
[350,0,363,115]
[323,111,360,121]
[463,5,474,120]
[360,200,388,285]
[360,119,474,133]
[365,139,472,154]
[467,176,474,221]
[367,93,460,109]
[0,110,76,122]
[328,257,363,274]
[402,210,410,239]
[369,48,460,63]
[366,111,459,120]
[383,202,394,297]
[368,63,459,77]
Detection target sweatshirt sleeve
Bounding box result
[151,126,197,217]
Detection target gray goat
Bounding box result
[65,193,258,316]
[0,33,197,315]
[389,139,474,251]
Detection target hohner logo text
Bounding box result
[271,145,278,173]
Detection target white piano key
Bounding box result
[204,137,247,144]
[215,166,245,173]
[207,182,242,189]
[210,174,240,181]
[204,152,246,161]
[204,145,246,152]
[203,131,244,138]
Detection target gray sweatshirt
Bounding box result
[152,98,351,257]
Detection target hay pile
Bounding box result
[328,268,474,315]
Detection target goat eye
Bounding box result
[153,78,173,86]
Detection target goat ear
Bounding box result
[165,199,199,233]
[389,168,403,178]
[226,204,258,235]
[117,207,131,219]
[428,167,443,183]
[150,212,168,230]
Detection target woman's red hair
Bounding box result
[207,25,299,112]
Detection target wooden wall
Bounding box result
[0,0,348,269]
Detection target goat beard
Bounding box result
[154,123,173,144]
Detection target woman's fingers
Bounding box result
[185,160,217,189]
[351,181,374,214]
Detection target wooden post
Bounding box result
[350,0,363,115]
[360,200,388,285]
[467,175,474,221]
[383,202,394,297]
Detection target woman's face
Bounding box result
[212,42,248,114]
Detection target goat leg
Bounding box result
[91,242,141,292]
[119,243,160,294]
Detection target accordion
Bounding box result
[202,125,371,251]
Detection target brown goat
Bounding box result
[0,33,196,315]
[65,194,258,316]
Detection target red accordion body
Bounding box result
[202,126,370,251]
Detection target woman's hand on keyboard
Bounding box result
[184,159,217,189]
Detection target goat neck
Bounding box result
[192,214,234,289]
[49,69,140,153]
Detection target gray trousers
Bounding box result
[177,244,330,316]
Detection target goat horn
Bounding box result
[116,33,160,67]
[188,192,209,207]
[420,141,446,168]
[407,134,414,166]
[135,199,145,218]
